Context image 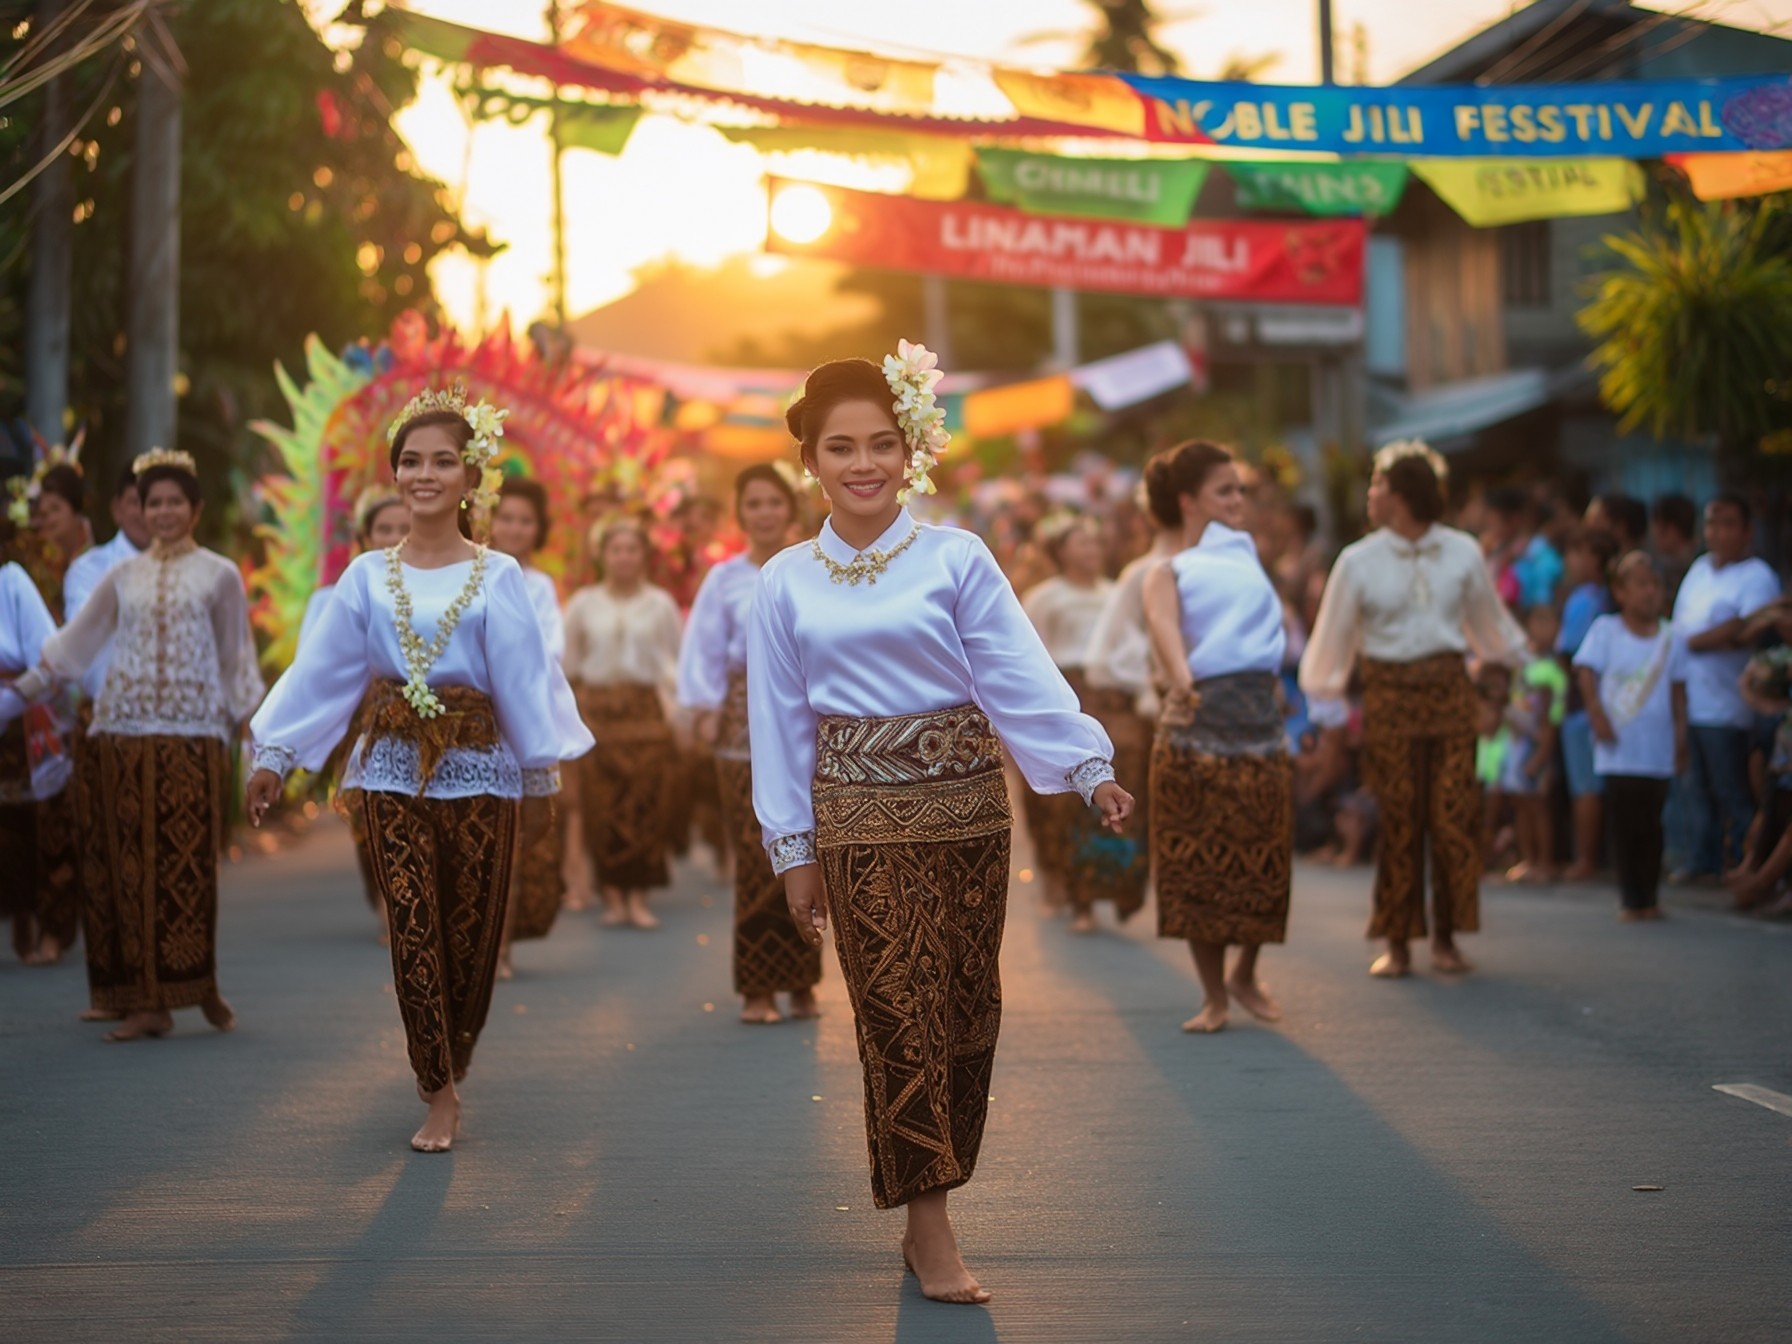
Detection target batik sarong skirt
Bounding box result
[1150,671,1292,946]
[575,683,675,892]
[814,702,1011,1209]
[717,670,820,996]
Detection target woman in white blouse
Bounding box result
[0,535,72,967]
[1299,441,1526,978]
[677,465,820,1024]
[564,516,683,930]
[489,476,569,957]
[12,450,264,1042]
[247,398,593,1152]
[1020,515,1118,929]
[749,350,1133,1306]
[1142,442,1293,1034]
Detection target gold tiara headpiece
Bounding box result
[6,430,86,526]
[131,447,199,477]
[388,381,509,514]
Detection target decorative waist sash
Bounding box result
[1360,652,1477,740]
[1159,670,1285,758]
[812,703,1010,848]
[362,679,499,793]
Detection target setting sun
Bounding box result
[767,183,835,246]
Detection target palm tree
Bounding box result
[1577,196,1792,472]
[1079,0,1182,75]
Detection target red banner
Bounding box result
[765,181,1365,306]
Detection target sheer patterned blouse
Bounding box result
[249,547,591,800]
[16,540,262,742]
[0,562,58,725]
[748,509,1116,874]
[675,553,758,713]
[562,582,683,702]
[1298,524,1527,722]
[1171,523,1287,681]
[1022,575,1113,669]
[60,530,142,701]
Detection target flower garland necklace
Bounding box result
[385,540,487,718]
[811,522,921,587]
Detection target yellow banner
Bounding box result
[1670,151,1792,201]
[992,70,1144,137]
[963,376,1076,439]
[719,126,973,201]
[1411,157,1645,226]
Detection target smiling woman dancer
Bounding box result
[677,464,821,1025]
[10,449,264,1041]
[1300,441,1526,978]
[749,345,1134,1305]
[1141,441,1293,1034]
[246,389,593,1152]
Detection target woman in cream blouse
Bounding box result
[564,516,684,929]
[1299,440,1526,979]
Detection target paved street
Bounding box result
[2,818,1788,1343]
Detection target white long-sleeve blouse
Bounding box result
[1298,524,1527,719]
[0,562,58,726]
[563,582,683,701]
[748,509,1115,874]
[521,566,566,663]
[17,541,263,742]
[676,553,758,712]
[1022,575,1113,669]
[1171,523,1287,681]
[61,530,140,701]
[249,547,592,799]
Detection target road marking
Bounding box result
[1713,1083,1792,1119]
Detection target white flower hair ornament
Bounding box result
[6,429,86,528]
[389,382,510,513]
[881,339,950,505]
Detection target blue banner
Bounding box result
[1120,74,1792,157]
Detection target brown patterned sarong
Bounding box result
[361,788,518,1092]
[717,673,820,997]
[508,794,563,941]
[81,732,227,1012]
[575,682,675,892]
[1151,672,1292,946]
[0,718,81,956]
[1361,653,1481,942]
[1072,684,1151,920]
[814,703,1011,1209]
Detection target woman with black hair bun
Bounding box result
[9,449,265,1041]
[247,394,592,1152]
[749,344,1133,1305]
[677,463,820,1025]
[1300,441,1527,979]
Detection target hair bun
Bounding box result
[785,396,807,441]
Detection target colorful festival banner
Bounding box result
[764,180,1366,305]
[1227,160,1409,216]
[1121,74,1792,156]
[977,149,1209,226]
[1410,157,1646,225]
[1668,150,1792,200]
[720,125,974,200]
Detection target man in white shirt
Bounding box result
[61,465,149,699]
[1670,493,1781,878]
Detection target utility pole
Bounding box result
[126,21,183,463]
[25,0,72,440]
[1050,287,1079,370]
[921,274,953,369]
[546,1,568,329]
[1318,0,1336,85]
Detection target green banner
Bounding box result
[461,85,642,155]
[977,148,1209,226]
[1227,160,1410,216]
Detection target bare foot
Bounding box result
[497,952,514,982]
[740,995,782,1025]
[598,892,629,927]
[79,1007,123,1023]
[786,989,821,1020]
[1431,942,1473,975]
[901,1233,991,1306]
[411,1086,460,1153]
[1639,906,1666,921]
[563,887,593,912]
[1503,861,1532,884]
[1369,943,1412,978]
[1181,1005,1228,1034]
[626,894,659,930]
[200,992,236,1032]
[1226,977,1282,1023]
[1560,862,1598,883]
[1068,909,1097,935]
[1619,909,1648,922]
[23,936,65,966]
[105,1010,173,1042]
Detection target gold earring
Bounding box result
[460,498,469,511]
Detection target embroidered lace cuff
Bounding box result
[1066,756,1115,805]
[521,766,561,797]
[767,830,817,875]
[252,744,298,782]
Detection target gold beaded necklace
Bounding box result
[811,522,920,586]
